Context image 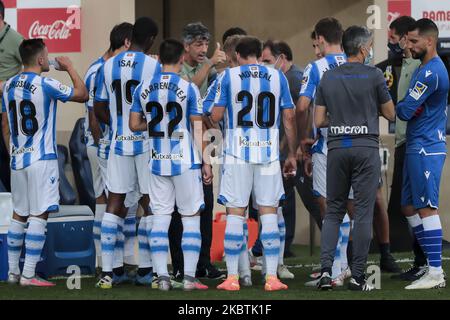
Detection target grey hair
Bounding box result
[182,22,211,44]
[342,26,373,57]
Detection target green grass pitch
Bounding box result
[1,245,449,300]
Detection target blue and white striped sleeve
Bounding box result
[42,78,74,103]
[94,65,109,103]
[279,71,294,109]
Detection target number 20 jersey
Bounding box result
[1,72,74,170]
[95,51,161,156]
[214,64,294,164]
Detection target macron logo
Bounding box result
[425,70,433,78]
[425,171,431,180]
[330,126,369,135]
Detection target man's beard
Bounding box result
[412,49,427,62]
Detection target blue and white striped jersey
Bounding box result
[84,57,112,159]
[94,51,161,156]
[300,54,347,156]
[214,64,294,164]
[1,72,74,170]
[131,72,203,176]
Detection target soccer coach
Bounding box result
[314,26,395,291]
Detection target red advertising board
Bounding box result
[4,0,81,53]
[18,8,81,53]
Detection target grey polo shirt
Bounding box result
[315,62,392,150]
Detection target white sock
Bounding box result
[340,214,351,271]
[94,204,106,268]
[113,224,125,270]
[101,213,123,273]
[422,215,443,274]
[277,208,286,266]
[7,219,26,275]
[124,207,137,265]
[23,217,47,279]
[182,216,202,278]
[150,215,171,278]
[138,216,152,269]
[239,220,251,278]
[332,230,342,279]
[224,215,244,277]
[145,215,154,269]
[260,214,280,277]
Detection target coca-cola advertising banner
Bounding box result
[4,0,81,53]
[388,0,450,38]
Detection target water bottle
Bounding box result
[49,59,61,70]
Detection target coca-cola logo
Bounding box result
[28,20,72,40]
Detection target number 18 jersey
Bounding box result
[1,72,74,170]
[95,51,161,156]
[214,64,294,164]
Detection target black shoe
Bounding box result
[284,250,296,258]
[390,265,428,281]
[205,264,227,280]
[348,277,375,291]
[195,268,207,279]
[317,272,333,291]
[380,254,402,273]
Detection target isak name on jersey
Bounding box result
[118,58,138,69]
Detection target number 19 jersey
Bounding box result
[214,64,294,164]
[131,72,203,177]
[95,51,161,156]
[1,72,74,170]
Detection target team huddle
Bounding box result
[1,14,449,293]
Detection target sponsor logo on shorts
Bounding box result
[50,177,57,185]
[330,126,369,135]
[151,149,184,160]
[239,137,273,148]
[409,81,428,101]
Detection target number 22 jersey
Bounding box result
[1,72,74,170]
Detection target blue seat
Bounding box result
[69,118,95,211]
[57,145,77,205]
[19,206,96,279]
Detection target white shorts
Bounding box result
[106,152,150,195]
[149,169,205,216]
[87,146,108,198]
[124,190,142,209]
[312,152,327,199]
[219,155,285,208]
[11,160,60,217]
[312,152,354,200]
